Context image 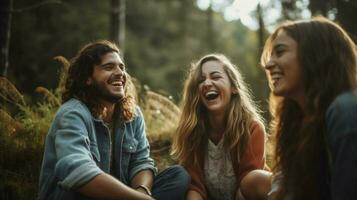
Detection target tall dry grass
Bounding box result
[0,57,178,199]
[0,56,273,199]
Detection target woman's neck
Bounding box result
[208,112,225,129]
[208,113,226,144]
[291,91,306,115]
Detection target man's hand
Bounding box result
[77,173,155,200]
[135,185,152,196]
[135,187,155,200]
[131,170,154,193]
[136,187,148,194]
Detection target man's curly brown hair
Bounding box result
[62,40,136,122]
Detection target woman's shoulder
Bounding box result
[330,90,357,107]
[326,90,357,140]
[249,120,266,136]
[327,90,357,117]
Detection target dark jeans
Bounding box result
[152,165,190,200]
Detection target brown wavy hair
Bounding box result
[171,54,264,168]
[62,40,136,122]
[261,17,357,199]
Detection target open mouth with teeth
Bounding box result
[109,80,124,87]
[270,72,283,81]
[205,91,219,101]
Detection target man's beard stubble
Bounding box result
[87,80,124,104]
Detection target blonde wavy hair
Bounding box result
[171,54,264,167]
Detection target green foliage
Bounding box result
[0,100,49,199]
[0,56,68,199]
[0,57,178,199]
[3,0,278,198]
[9,0,268,105]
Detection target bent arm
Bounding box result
[186,190,204,200]
[239,169,272,200]
[238,121,266,182]
[77,173,153,200]
[53,109,153,199]
[129,107,156,180]
[130,169,154,195]
[238,122,269,199]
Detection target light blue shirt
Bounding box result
[38,98,156,200]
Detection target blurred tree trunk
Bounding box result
[335,0,357,43]
[180,0,191,61]
[256,3,265,55]
[308,0,329,16]
[110,0,126,56]
[281,0,297,19]
[0,0,13,77]
[307,0,357,43]
[206,0,215,50]
[255,3,270,120]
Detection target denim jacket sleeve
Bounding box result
[53,107,103,190]
[325,91,357,200]
[128,106,157,180]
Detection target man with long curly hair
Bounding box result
[38,40,189,200]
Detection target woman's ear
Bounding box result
[232,88,238,94]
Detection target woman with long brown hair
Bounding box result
[172,54,269,200]
[261,17,357,199]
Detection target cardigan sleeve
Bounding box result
[237,121,266,184]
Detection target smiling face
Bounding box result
[86,51,126,104]
[264,30,304,102]
[198,60,234,115]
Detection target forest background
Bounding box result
[0,0,356,199]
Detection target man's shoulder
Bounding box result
[123,106,145,131]
[47,99,94,138]
[56,98,91,118]
[127,105,143,122]
[133,105,143,116]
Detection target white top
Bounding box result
[204,139,237,200]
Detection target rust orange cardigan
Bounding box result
[183,121,266,199]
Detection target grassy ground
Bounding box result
[0,68,273,199]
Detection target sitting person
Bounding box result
[261,17,357,199]
[38,40,190,200]
[171,54,270,200]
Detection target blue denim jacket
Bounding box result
[38,98,156,200]
[325,90,357,200]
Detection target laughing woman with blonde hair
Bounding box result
[172,54,270,200]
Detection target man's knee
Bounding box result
[167,165,191,186]
[153,165,190,199]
